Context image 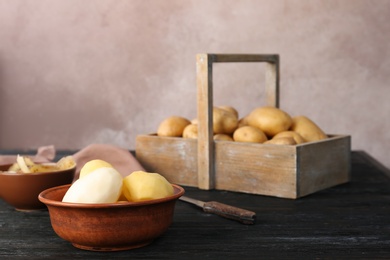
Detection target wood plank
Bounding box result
[214,141,297,198]
[135,134,351,199]
[297,135,351,197]
[196,53,280,190]
[210,53,279,63]
[196,54,215,189]
[135,135,198,186]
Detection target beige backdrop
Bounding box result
[0,0,389,170]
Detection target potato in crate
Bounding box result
[136,54,351,199]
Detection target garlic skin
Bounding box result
[62,167,122,204]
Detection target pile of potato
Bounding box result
[156,106,328,145]
[62,159,174,204]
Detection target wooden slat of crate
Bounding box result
[196,53,280,190]
[135,53,351,199]
[135,134,198,186]
[297,135,351,197]
[136,134,351,199]
[214,135,350,198]
[213,140,297,198]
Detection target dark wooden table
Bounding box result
[1,151,389,259]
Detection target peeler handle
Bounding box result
[203,201,256,225]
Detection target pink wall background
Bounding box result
[1,0,389,169]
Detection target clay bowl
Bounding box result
[38,184,185,251]
[0,164,76,211]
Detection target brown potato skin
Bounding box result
[213,107,239,135]
[233,126,268,143]
[218,105,239,119]
[246,106,292,137]
[273,131,305,144]
[213,134,234,141]
[157,116,191,137]
[182,124,198,139]
[264,137,296,145]
[290,116,327,142]
[238,116,249,128]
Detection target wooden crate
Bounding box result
[135,54,351,199]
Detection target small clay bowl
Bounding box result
[38,184,185,251]
[0,164,76,211]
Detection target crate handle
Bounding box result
[196,53,280,189]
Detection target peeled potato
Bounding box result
[79,159,113,178]
[157,116,191,137]
[233,126,268,143]
[182,124,198,139]
[213,107,239,135]
[290,116,327,142]
[264,137,296,145]
[273,131,305,144]
[122,171,174,202]
[246,106,292,137]
[62,167,123,204]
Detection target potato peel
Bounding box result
[16,155,31,173]
[4,155,76,174]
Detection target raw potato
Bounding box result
[238,116,249,128]
[233,126,268,143]
[62,167,123,204]
[183,124,198,139]
[264,137,296,145]
[157,116,191,137]
[79,159,113,178]
[213,134,234,141]
[213,107,239,135]
[218,105,239,119]
[290,116,327,142]
[273,131,305,144]
[122,171,174,202]
[246,106,292,137]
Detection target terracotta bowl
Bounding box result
[38,184,185,251]
[0,164,76,211]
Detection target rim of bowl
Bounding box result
[0,165,76,176]
[38,184,185,208]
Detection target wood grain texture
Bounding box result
[297,135,351,196]
[136,134,351,199]
[0,151,389,259]
[213,140,297,198]
[135,134,198,186]
[195,53,280,191]
[196,54,214,190]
